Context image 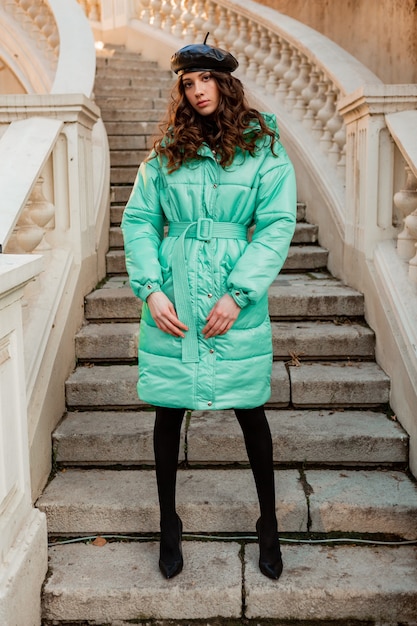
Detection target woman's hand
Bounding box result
[202,294,241,339]
[147,291,188,337]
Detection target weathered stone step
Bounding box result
[84,273,365,321]
[75,320,374,362]
[37,467,417,537]
[65,361,389,410]
[42,541,417,623]
[95,76,173,90]
[65,361,290,409]
[95,95,168,109]
[105,245,329,274]
[37,468,305,534]
[101,107,166,122]
[105,120,161,138]
[108,134,159,150]
[108,222,318,247]
[94,83,174,98]
[96,56,162,70]
[53,409,408,467]
[96,65,171,79]
[110,165,141,183]
[109,200,308,224]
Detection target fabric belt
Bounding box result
[167,217,248,363]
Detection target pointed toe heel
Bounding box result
[256,517,283,581]
[159,515,183,580]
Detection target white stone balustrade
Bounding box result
[386,110,417,283]
[0,254,47,626]
[0,3,108,623]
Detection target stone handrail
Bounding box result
[386,110,417,282]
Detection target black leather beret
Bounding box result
[171,43,238,76]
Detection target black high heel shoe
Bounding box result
[256,517,283,580]
[159,514,183,579]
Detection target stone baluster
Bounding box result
[161,0,174,33]
[395,167,417,266]
[274,40,292,101]
[172,0,183,38]
[7,176,55,255]
[202,0,217,41]
[225,10,239,56]
[233,15,250,74]
[137,0,151,23]
[318,86,338,152]
[193,0,206,41]
[254,27,270,88]
[150,0,163,29]
[326,95,344,167]
[264,34,281,95]
[283,48,301,111]
[244,22,260,82]
[213,6,228,48]
[301,68,320,130]
[310,73,328,138]
[292,56,311,120]
[181,0,194,42]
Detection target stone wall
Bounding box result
[256,0,417,84]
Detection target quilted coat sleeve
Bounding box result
[227,129,297,309]
[121,157,165,302]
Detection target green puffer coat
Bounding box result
[121,113,297,410]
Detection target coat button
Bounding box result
[209,349,214,354]
[207,293,213,298]
[207,401,212,406]
[235,291,240,296]
[213,184,217,188]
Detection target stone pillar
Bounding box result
[0,254,47,626]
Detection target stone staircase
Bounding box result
[38,47,417,625]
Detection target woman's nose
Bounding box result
[194,81,204,95]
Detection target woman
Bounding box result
[121,38,297,581]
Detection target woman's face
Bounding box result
[182,71,220,116]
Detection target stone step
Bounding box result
[95,76,173,90]
[101,107,167,122]
[110,165,141,184]
[53,409,408,467]
[108,221,318,247]
[95,95,168,109]
[42,541,417,623]
[96,65,171,79]
[75,320,375,362]
[105,245,329,275]
[84,273,365,321]
[65,361,290,409]
[36,467,417,537]
[95,82,172,96]
[65,361,389,410]
[104,120,161,137]
[108,134,158,151]
[109,200,308,224]
[95,56,163,70]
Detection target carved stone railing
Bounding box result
[387,111,417,283]
[0,3,109,622]
[0,0,58,93]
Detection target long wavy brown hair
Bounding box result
[152,71,278,173]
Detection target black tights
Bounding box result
[153,406,277,528]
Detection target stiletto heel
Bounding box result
[256,517,283,580]
[159,514,183,579]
